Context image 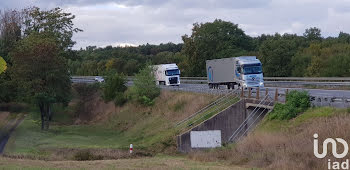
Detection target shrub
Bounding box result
[0,103,28,113]
[268,90,310,120]
[129,64,160,106]
[73,150,103,161]
[102,73,127,106]
[73,83,99,99]
[114,92,127,106]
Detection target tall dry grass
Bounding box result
[189,110,350,170]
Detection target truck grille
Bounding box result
[169,77,178,84]
[248,81,259,85]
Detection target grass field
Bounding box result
[4,90,221,160]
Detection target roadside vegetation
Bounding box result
[3,88,217,160]
[268,90,310,120]
[188,91,350,170]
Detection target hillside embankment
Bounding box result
[3,86,217,160]
[188,107,350,169]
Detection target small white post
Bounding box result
[129,144,133,154]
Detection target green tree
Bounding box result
[259,33,306,76]
[303,27,322,42]
[338,32,350,44]
[182,19,254,76]
[129,64,160,106]
[0,56,6,74]
[102,73,127,106]
[11,32,71,130]
[304,43,350,77]
[23,7,82,51]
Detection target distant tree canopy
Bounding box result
[69,43,184,76]
[181,19,254,76]
[62,19,350,79]
[259,33,308,77]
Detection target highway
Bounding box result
[72,76,350,97]
[72,76,350,108]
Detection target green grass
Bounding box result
[5,91,218,157]
[257,107,340,132]
[5,116,126,157]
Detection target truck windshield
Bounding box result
[165,69,180,76]
[243,64,262,75]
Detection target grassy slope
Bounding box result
[189,107,350,169]
[4,90,219,158]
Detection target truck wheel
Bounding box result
[230,83,235,90]
[209,84,213,89]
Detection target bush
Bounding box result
[114,92,127,106]
[0,103,28,113]
[268,90,310,120]
[73,150,103,161]
[129,65,160,106]
[102,73,127,106]
[73,83,100,99]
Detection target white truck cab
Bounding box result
[153,63,181,86]
[235,57,264,88]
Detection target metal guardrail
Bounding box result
[175,89,239,127]
[181,77,350,82]
[72,76,350,82]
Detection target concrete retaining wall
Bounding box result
[177,99,247,153]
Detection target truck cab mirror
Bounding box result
[237,67,241,73]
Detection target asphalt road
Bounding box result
[76,78,350,107]
[127,81,350,98]
[0,118,24,154]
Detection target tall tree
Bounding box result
[11,32,71,130]
[182,19,254,76]
[23,7,82,51]
[259,33,307,77]
[0,9,23,59]
[303,27,322,42]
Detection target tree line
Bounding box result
[70,19,350,78]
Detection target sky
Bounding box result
[1,0,350,49]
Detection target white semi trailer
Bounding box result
[206,56,264,89]
[153,63,181,86]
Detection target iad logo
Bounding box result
[313,133,349,169]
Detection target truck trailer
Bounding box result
[153,63,181,86]
[206,56,264,89]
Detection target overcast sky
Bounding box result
[1,0,350,49]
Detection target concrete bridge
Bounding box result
[177,89,275,153]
